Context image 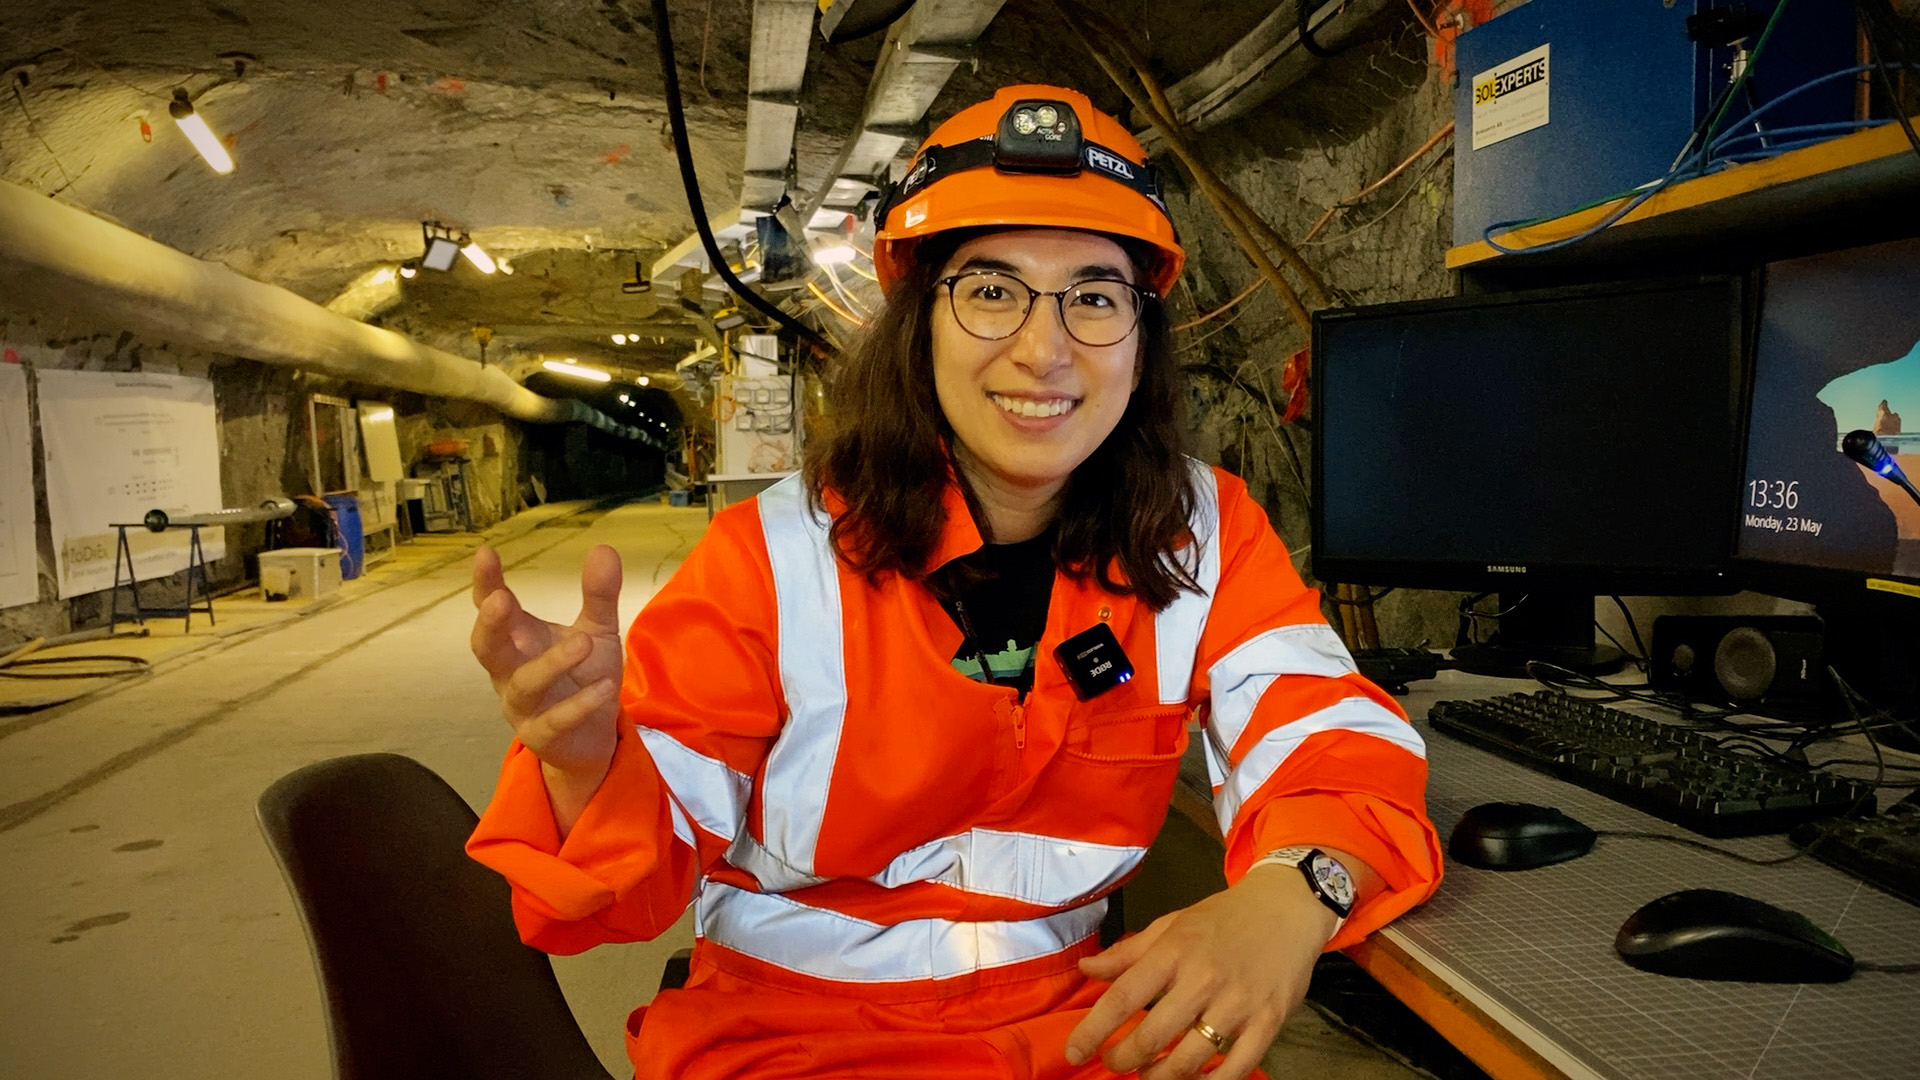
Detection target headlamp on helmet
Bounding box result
[996,99,1082,172]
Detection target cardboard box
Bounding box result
[259,547,344,602]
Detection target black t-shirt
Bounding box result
[932,530,1055,696]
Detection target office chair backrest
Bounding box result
[256,753,615,1080]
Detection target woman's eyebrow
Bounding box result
[957,256,1021,274]
[1071,263,1130,281]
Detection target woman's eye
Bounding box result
[972,285,1008,302]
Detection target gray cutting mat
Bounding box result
[1393,676,1920,1080]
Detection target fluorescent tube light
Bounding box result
[542,360,611,382]
[460,237,497,274]
[169,90,233,174]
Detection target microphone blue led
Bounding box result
[1842,430,1920,507]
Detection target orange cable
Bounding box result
[1405,0,1442,38]
[807,281,866,326]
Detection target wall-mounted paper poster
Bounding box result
[38,370,226,599]
[0,360,40,609]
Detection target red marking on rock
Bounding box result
[605,143,631,164]
[433,76,466,93]
[3,348,19,365]
[376,73,389,93]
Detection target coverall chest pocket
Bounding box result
[1063,702,1189,763]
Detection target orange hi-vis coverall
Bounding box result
[467,463,1441,1079]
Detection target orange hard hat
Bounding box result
[872,85,1185,294]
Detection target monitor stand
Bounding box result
[1452,592,1625,679]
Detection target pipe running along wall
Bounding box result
[0,180,652,441]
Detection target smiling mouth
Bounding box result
[988,392,1079,419]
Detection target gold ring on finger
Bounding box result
[1191,1019,1228,1050]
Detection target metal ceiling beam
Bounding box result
[0,181,652,441]
[655,0,816,280]
[796,0,1010,231]
[1147,0,1397,139]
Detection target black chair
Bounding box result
[257,753,618,1080]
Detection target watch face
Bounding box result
[1308,854,1356,913]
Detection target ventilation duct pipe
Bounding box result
[0,180,646,440]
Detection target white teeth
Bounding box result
[989,393,1075,418]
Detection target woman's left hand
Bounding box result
[1064,864,1339,1079]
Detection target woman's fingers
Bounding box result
[471,544,507,608]
[517,675,620,763]
[1103,977,1212,1075]
[575,544,624,636]
[471,586,542,680]
[1067,945,1174,1067]
[1195,1014,1279,1080]
[501,631,595,723]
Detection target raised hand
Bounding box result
[470,543,627,820]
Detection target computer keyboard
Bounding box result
[1790,787,1920,907]
[1428,692,1872,838]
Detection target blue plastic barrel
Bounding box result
[322,493,365,580]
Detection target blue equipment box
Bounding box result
[1453,0,1858,250]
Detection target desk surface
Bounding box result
[1182,670,1920,1080]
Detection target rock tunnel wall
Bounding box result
[0,306,528,644]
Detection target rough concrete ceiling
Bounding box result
[0,0,1305,367]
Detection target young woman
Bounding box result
[467,85,1440,1080]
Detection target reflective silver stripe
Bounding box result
[665,793,695,849]
[1154,460,1220,705]
[755,475,848,878]
[697,881,1105,983]
[1208,624,1359,756]
[1214,697,1428,834]
[637,726,751,844]
[725,833,827,892]
[872,828,1145,906]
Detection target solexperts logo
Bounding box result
[1475,54,1547,105]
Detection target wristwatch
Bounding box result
[1252,846,1355,931]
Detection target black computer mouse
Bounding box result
[1615,889,1854,983]
[1448,802,1597,870]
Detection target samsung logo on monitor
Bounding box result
[1486,565,1528,574]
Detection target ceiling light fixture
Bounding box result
[399,261,418,279]
[612,334,628,345]
[420,222,462,272]
[812,241,858,265]
[169,89,234,174]
[542,360,611,382]
[459,235,497,274]
[637,375,650,386]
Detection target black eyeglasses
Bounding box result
[936,271,1152,348]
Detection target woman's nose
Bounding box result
[1009,296,1073,375]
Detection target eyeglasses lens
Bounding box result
[948,272,1140,347]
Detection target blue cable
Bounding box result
[1707,63,1906,154]
[1483,60,1909,256]
[1711,120,1892,154]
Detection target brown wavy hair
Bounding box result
[803,228,1201,610]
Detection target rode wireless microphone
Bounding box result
[1054,623,1134,700]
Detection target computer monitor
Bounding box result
[1735,237,1920,744]
[1312,277,1749,677]
[1737,236,1920,591]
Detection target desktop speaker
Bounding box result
[1650,615,1825,703]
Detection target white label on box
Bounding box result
[1471,44,1550,151]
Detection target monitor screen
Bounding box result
[1737,237,1920,588]
[1312,277,1748,595]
